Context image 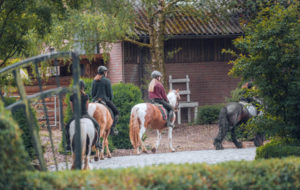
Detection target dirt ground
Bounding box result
[40,124,255,166]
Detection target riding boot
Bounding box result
[110,115,119,136]
[167,110,174,128]
[95,127,102,150]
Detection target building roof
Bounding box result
[134,7,243,38]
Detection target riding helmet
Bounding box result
[98,66,108,75]
[151,70,162,79]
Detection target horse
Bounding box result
[88,102,114,160]
[213,100,264,150]
[69,118,97,170]
[129,89,180,155]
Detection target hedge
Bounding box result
[196,104,223,124]
[3,97,40,160]
[0,100,33,190]
[15,157,300,189]
[256,138,300,159]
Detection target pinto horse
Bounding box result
[88,103,113,160]
[69,118,97,170]
[213,100,264,150]
[129,90,180,154]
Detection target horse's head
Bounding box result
[167,89,180,111]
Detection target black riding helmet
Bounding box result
[98,66,108,75]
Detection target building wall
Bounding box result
[108,42,124,83]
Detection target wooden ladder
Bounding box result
[169,75,199,124]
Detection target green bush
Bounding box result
[3,97,39,160]
[256,138,300,159]
[112,83,143,149]
[0,100,33,190]
[196,104,223,124]
[15,157,300,189]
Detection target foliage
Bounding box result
[3,97,40,160]
[12,157,300,189]
[0,100,33,190]
[0,0,65,67]
[111,83,143,149]
[196,104,223,124]
[228,3,300,140]
[256,138,300,159]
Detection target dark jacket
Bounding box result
[70,93,89,116]
[91,77,113,102]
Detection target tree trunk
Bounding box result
[149,1,168,88]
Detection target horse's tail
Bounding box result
[129,106,141,149]
[214,106,229,149]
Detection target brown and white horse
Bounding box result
[88,103,113,160]
[129,90,180,154]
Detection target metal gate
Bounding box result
[0,52,83,171]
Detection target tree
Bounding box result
[47,0,235,86]
[0,0,65,67]
[228,2,300,139]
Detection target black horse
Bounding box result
[213,101,264,150]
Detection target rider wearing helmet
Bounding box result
[148,70,174,127]
[65,80,101,151]
[91,66,119,135]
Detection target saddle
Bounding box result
[151,102,168,121]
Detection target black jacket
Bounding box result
[91,77,113,102]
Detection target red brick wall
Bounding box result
[124,62,240,106]
[108,42,124,84]
[165,62,240,106]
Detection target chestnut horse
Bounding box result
[129,90,180,154]
[69,118,97,170]
[88,103,113,160]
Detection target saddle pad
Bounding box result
[154,104,167,121]
[239,101,257,117]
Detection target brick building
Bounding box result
[108,11,243,107]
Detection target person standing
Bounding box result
[148,70,174,127]
[91,66,119,135]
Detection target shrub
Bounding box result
[256,138,300,159]
[196,104,223,124]
[0,100,33,190]
[16,157,300,189]
[111,83,143,149]
[3,97,39,160]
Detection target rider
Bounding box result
[240,81,254,103]
[65,80,101,151]
[148,70,174,128]
[91,66,119,136]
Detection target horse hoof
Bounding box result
[100,157,105,160]
[142,150,148,154]
[94,157,99,161]
[171,149,175,152]
[215,144,224,150]
[107,155,112,158]
[151,147,156,153]
[236,143,243,148]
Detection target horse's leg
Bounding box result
[151,130,162,153]
[254,132,265,147]
[137,126,147,154]
[99,134,105,160]
[71,153,76,170]
[105,136,112,158]
[168,127,175,152]
[214,107,228,150]
[231,127,243,148]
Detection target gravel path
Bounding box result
[49,147,256,171]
